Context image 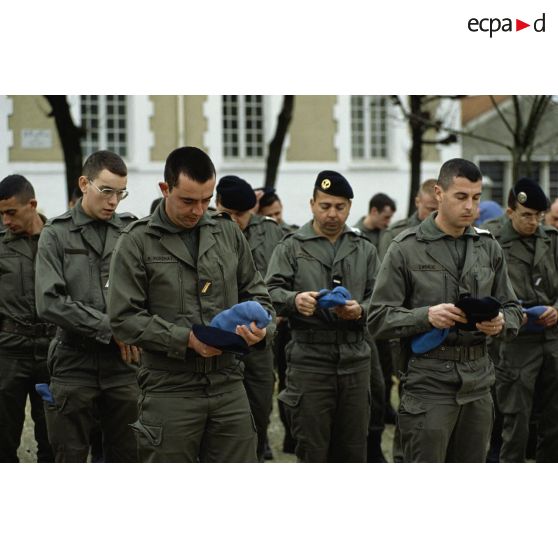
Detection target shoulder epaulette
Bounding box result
[393,226,419,243]
[122,215,150,233]
[213,211,233,221]
[474,227,494,238]
[262,216,280,226]
[47,210,72,224]
[118,212,137,221]
[349,227,373,243]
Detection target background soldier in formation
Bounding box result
[215,176,284,461]
[368,159,523,462]
[258,190,299,235]
[0,175,54,462]
[378,179,439,260]
[108,147,274,463]
[353,192,396,249]
[486,178,558,462]
[35,151,140,462]
[267,171,379,462]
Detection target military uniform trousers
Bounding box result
[241,346,275,461]
[367,340,387,462]
[279,366,370,463]
[132,383,258,463]
[397,390,493,463]
[274,319,295,451]
[496,335,558,462]
[46,343,139,463]
[0,352,53,462]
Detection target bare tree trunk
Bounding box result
[44,96,83,203]
[408,96,424,216]
[264,96,295,190]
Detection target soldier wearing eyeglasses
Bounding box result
[35,150,140,462]
[485,178,558,462]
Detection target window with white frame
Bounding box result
[222,95,264,159]
[80,95,128,157]
[350,95,389,160]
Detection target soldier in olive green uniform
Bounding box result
[258,190,299,235]
[215,176,284,461]
[0,175,54,462]
[35,151,140,463]
[353,192,396,250]
[368,159,523,462]
[108,147,274,463]
[378,179,438,260]
[266,171,379,462]
[486,179,558,462]
[376,179,439,460]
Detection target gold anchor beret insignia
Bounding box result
[321,179,331,189]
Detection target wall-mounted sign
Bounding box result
[21,129,53,149]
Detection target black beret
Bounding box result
[191,324,249,356]
[513,177,549,212]
[216,175,256,211]
[314,170,354,199]
[455,296,501,331]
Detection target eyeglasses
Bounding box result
[517,210,545,222]
[89,180,129,200]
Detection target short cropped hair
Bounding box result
[437,158,482,191]
[259,191,281,209]
[369,193,396,213]
[0,174,35,202]
[82,150,127,181]
[420,179,437,196]
[164,146,216,191]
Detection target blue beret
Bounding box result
[477,200,503,225]
[455,296,501,331]
[411,328,450,354]
[192,301,272,356]
[513,178,549,212]
[216,175,257,211]
[317,286,352,308]
[314,170,354,199]
[522,306,546,333]
[210,301,272,331]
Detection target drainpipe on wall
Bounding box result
[177,95,185,147]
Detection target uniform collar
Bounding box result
[70,199,122,229]
[499,216,546,243]
[2,213,47,243]
[417,212,478,241]
[148,200,213,234]
[294,220,355,241]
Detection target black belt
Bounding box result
[185,353,237,373]
[142,350,237,373]
[0,318,56,338]
[291,329,364,344]
[58,330,114,351]
[421,344,487,363]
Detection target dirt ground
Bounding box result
[18,391,396,463]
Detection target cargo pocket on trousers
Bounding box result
[130,419,163,447]
[277,390,302,409]
[397,393,427,430]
